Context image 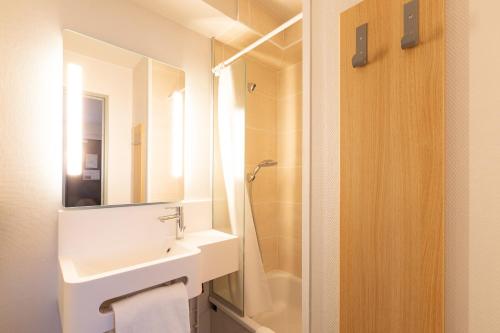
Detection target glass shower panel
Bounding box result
[211,60,246,315]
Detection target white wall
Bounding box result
[64,51,133,204]
[0,1,62,332]
[310,0,500,332]
[0,0,211,331]
[309,0,359,331]
[466,1,500,331]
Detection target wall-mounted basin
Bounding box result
[57,204,238,333]
[60,241,199,282]
[59,240,201,333]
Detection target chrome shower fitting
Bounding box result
[247,159,278,183]
[247,82,257,93]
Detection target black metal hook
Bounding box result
[401,0,419,49]
[352,23,368,68]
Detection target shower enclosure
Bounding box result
[211,38,303,333]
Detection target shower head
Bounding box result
[257,159,277,168]
[248,82,257,93]
[247,159,278,183]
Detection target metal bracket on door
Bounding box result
[401,0,419,49]
[352,23,368,68]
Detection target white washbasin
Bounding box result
[57,204,239,333]
[61,241,199,282]
[180,229,241,282]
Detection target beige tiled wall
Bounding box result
[245,59,279,272]
[245,60,303,276]
[237,0,287,47]
[276,62,302,277]
[213,40,302,276]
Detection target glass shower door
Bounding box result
[211,60,247,315]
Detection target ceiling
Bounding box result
[129,0,239,39]
[129,0,302,39]
[128,0,303,69]
[253,0,302,20]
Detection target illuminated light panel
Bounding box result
[66,63,83,176]
[171,91,184,178]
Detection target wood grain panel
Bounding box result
[132,124,146,203]
[340,1,444,332]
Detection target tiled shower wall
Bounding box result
[246,60,302,277]
[213,40,302,277]
[276,62,302,277]
[245,59,279,272]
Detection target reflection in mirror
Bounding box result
[63,30,185,207]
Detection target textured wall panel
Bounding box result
[468,0,500,331]
[445,0,470,331]
[0,1,62,332]
[310,0,362,331]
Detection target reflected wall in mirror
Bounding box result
[63,30,185,207]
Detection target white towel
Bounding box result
[112,283,190,333]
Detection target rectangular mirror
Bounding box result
[63,30,185,207]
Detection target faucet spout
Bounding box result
[158,206,185,240]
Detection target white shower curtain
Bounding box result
[217,66,272,317]
[244,187,273,316]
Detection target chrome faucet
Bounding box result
[158,206,185,240]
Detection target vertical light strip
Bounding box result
[171,91,184,178]
[66,63,83,176]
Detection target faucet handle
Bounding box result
[177,206,185,239]
[158,205,185,240]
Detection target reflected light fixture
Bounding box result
[171,91,184,178]
[66,63,83,176]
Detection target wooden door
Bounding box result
[132,124,146,203]
[340,1,444,332]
